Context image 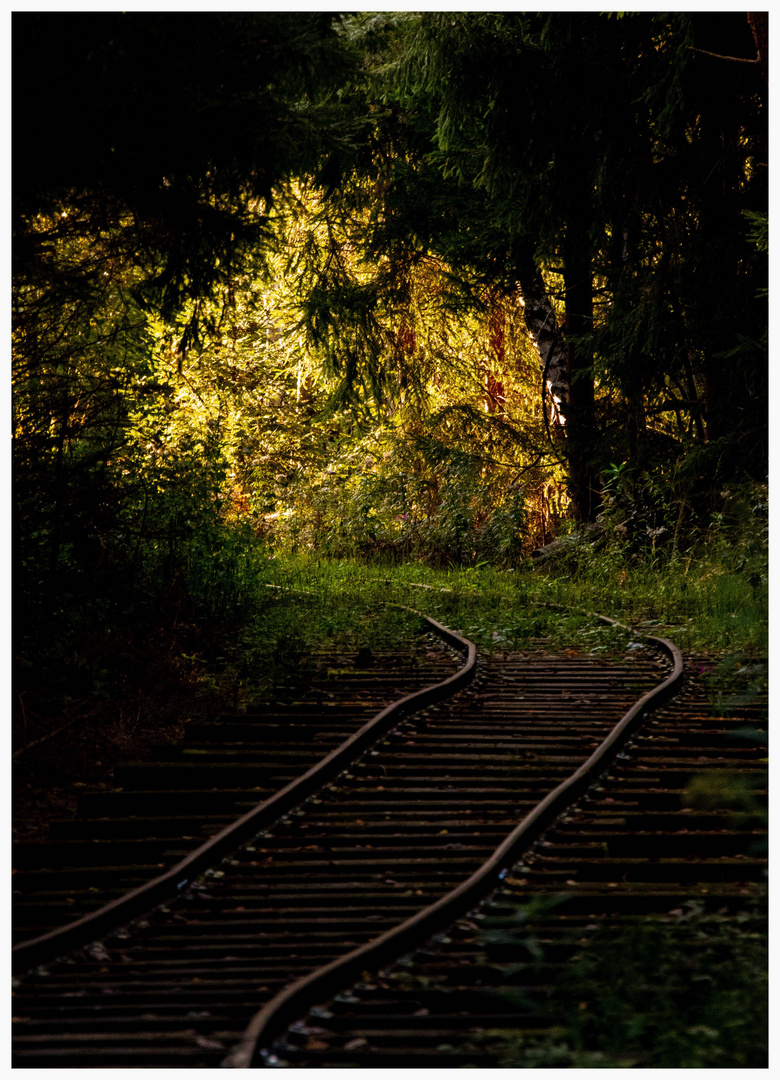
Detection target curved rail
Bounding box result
[12,612,476,974]
[267,653,767,1069]
[223,624,684,1067]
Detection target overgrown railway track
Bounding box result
[12,610,766,1068]
[259,659,766,1068]
[13,628,464,947]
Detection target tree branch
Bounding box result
[689,46,759,66]
[646,398,705,415]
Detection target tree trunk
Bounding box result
[514,255,568,435]
[562,228,598,522]
[747,12,768,85]
[514,241,598,522]
[692,13,756,443]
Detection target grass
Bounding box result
[15,526,766,769]
[251,476,768,652]
[192,522,766,721]
[191,583,427,712]
[249,532,767,659]
[14,500,767,840]
[18,492,766,731]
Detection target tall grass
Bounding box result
[26,502,759,727]
[127,500,765,717]
[254,540,767,659]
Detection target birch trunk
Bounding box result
[515,239,598,521]
[514,259,568,435]
[563,236,598,522]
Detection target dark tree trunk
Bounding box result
[747,12,768,84]
[692,13,759,443]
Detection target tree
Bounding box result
[13,12,359,343]
[361,11,626,519]
[12,12,366,668]
[337,11,767,519]
[263,180,559,561]
[13,9,767,604]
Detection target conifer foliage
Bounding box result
[12,10,767,643]
[339,11,767,518]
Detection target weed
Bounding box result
[477,899,767,1068]
[252,529,766,659]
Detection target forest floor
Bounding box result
[12,622,230,844]
[13,541,768,845]
[13,636,725,846]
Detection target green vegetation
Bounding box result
[166,515,769,718]
[13,498,767,756]
[12,19,767,1055]
[477,900,767,1068]
[257,504,768,655]
[13,11,766,761]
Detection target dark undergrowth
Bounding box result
[13,492,768,1067]
[472,894,768,1068]
[13,489,767,842]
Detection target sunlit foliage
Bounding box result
[12,12,767,726]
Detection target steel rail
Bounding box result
[12,612,476,975]
[268,668,767,1069]
[223,620,684,1068]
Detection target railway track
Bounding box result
[252,658,767,1069]
[11,610,766,1068]
[13,630,462,946]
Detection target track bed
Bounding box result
[12,621,764,1069]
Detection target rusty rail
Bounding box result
[223,624,683,1067]
[262,656,767,1068]
[12,612,475,974]
[15,606,735,1069]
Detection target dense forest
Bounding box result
[13,10,767,732]
[10,13,769,1066]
